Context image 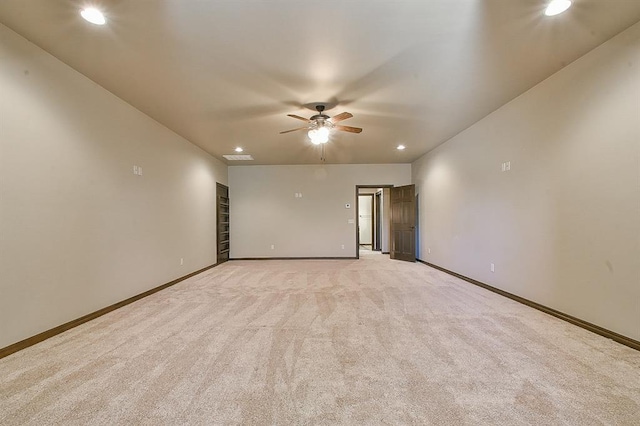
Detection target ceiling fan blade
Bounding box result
[335,125,362,133]
[280,127,308,134]
[330,112,353,123]
[287,114,311,122]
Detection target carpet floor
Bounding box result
[1,253,639,425]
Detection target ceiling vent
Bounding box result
[223,154,254,161]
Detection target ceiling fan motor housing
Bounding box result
[310,104,330,122]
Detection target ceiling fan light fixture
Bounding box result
[282,104,359,146]
[80,7,106,25]
[545,0,572,16]
[308,126,329,145]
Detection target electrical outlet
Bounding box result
[428,248,431,254]
[271,244,275,250]
[490,263,495,273]
[180,258,184,265]
[341,244,345,250]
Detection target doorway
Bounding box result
[356,184,417,262]
[355,185,393,259]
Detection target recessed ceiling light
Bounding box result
[545,0,572,16]
[80,8,106,25]
[235,147,243,153]
[397,145,406,150]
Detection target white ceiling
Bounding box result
[1,1,639,165]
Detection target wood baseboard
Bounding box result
[417,259,640,352]
[0,263,219,360]
[231,257,357,260]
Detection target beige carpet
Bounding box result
[1,253,639,425]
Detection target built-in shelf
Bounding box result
[216,183,230,263]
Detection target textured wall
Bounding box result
[412,22,640,340]
[229,164,410,258]
[0,24,227,348]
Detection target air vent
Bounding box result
[223,154,254,161]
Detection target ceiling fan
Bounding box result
[280,104,362,144]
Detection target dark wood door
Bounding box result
[390,184,416,262]
[216,183,230,263]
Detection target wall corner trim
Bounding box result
[0,263,219,360]
[417,259,640,352]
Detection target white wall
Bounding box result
[358,195,373,245]
[229,164,410,258]
[412,23,640,341]
[0,24,227,349]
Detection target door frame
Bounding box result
[355,184,394,259]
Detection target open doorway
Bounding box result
[356,184,417,261]
[355,185,393,259]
